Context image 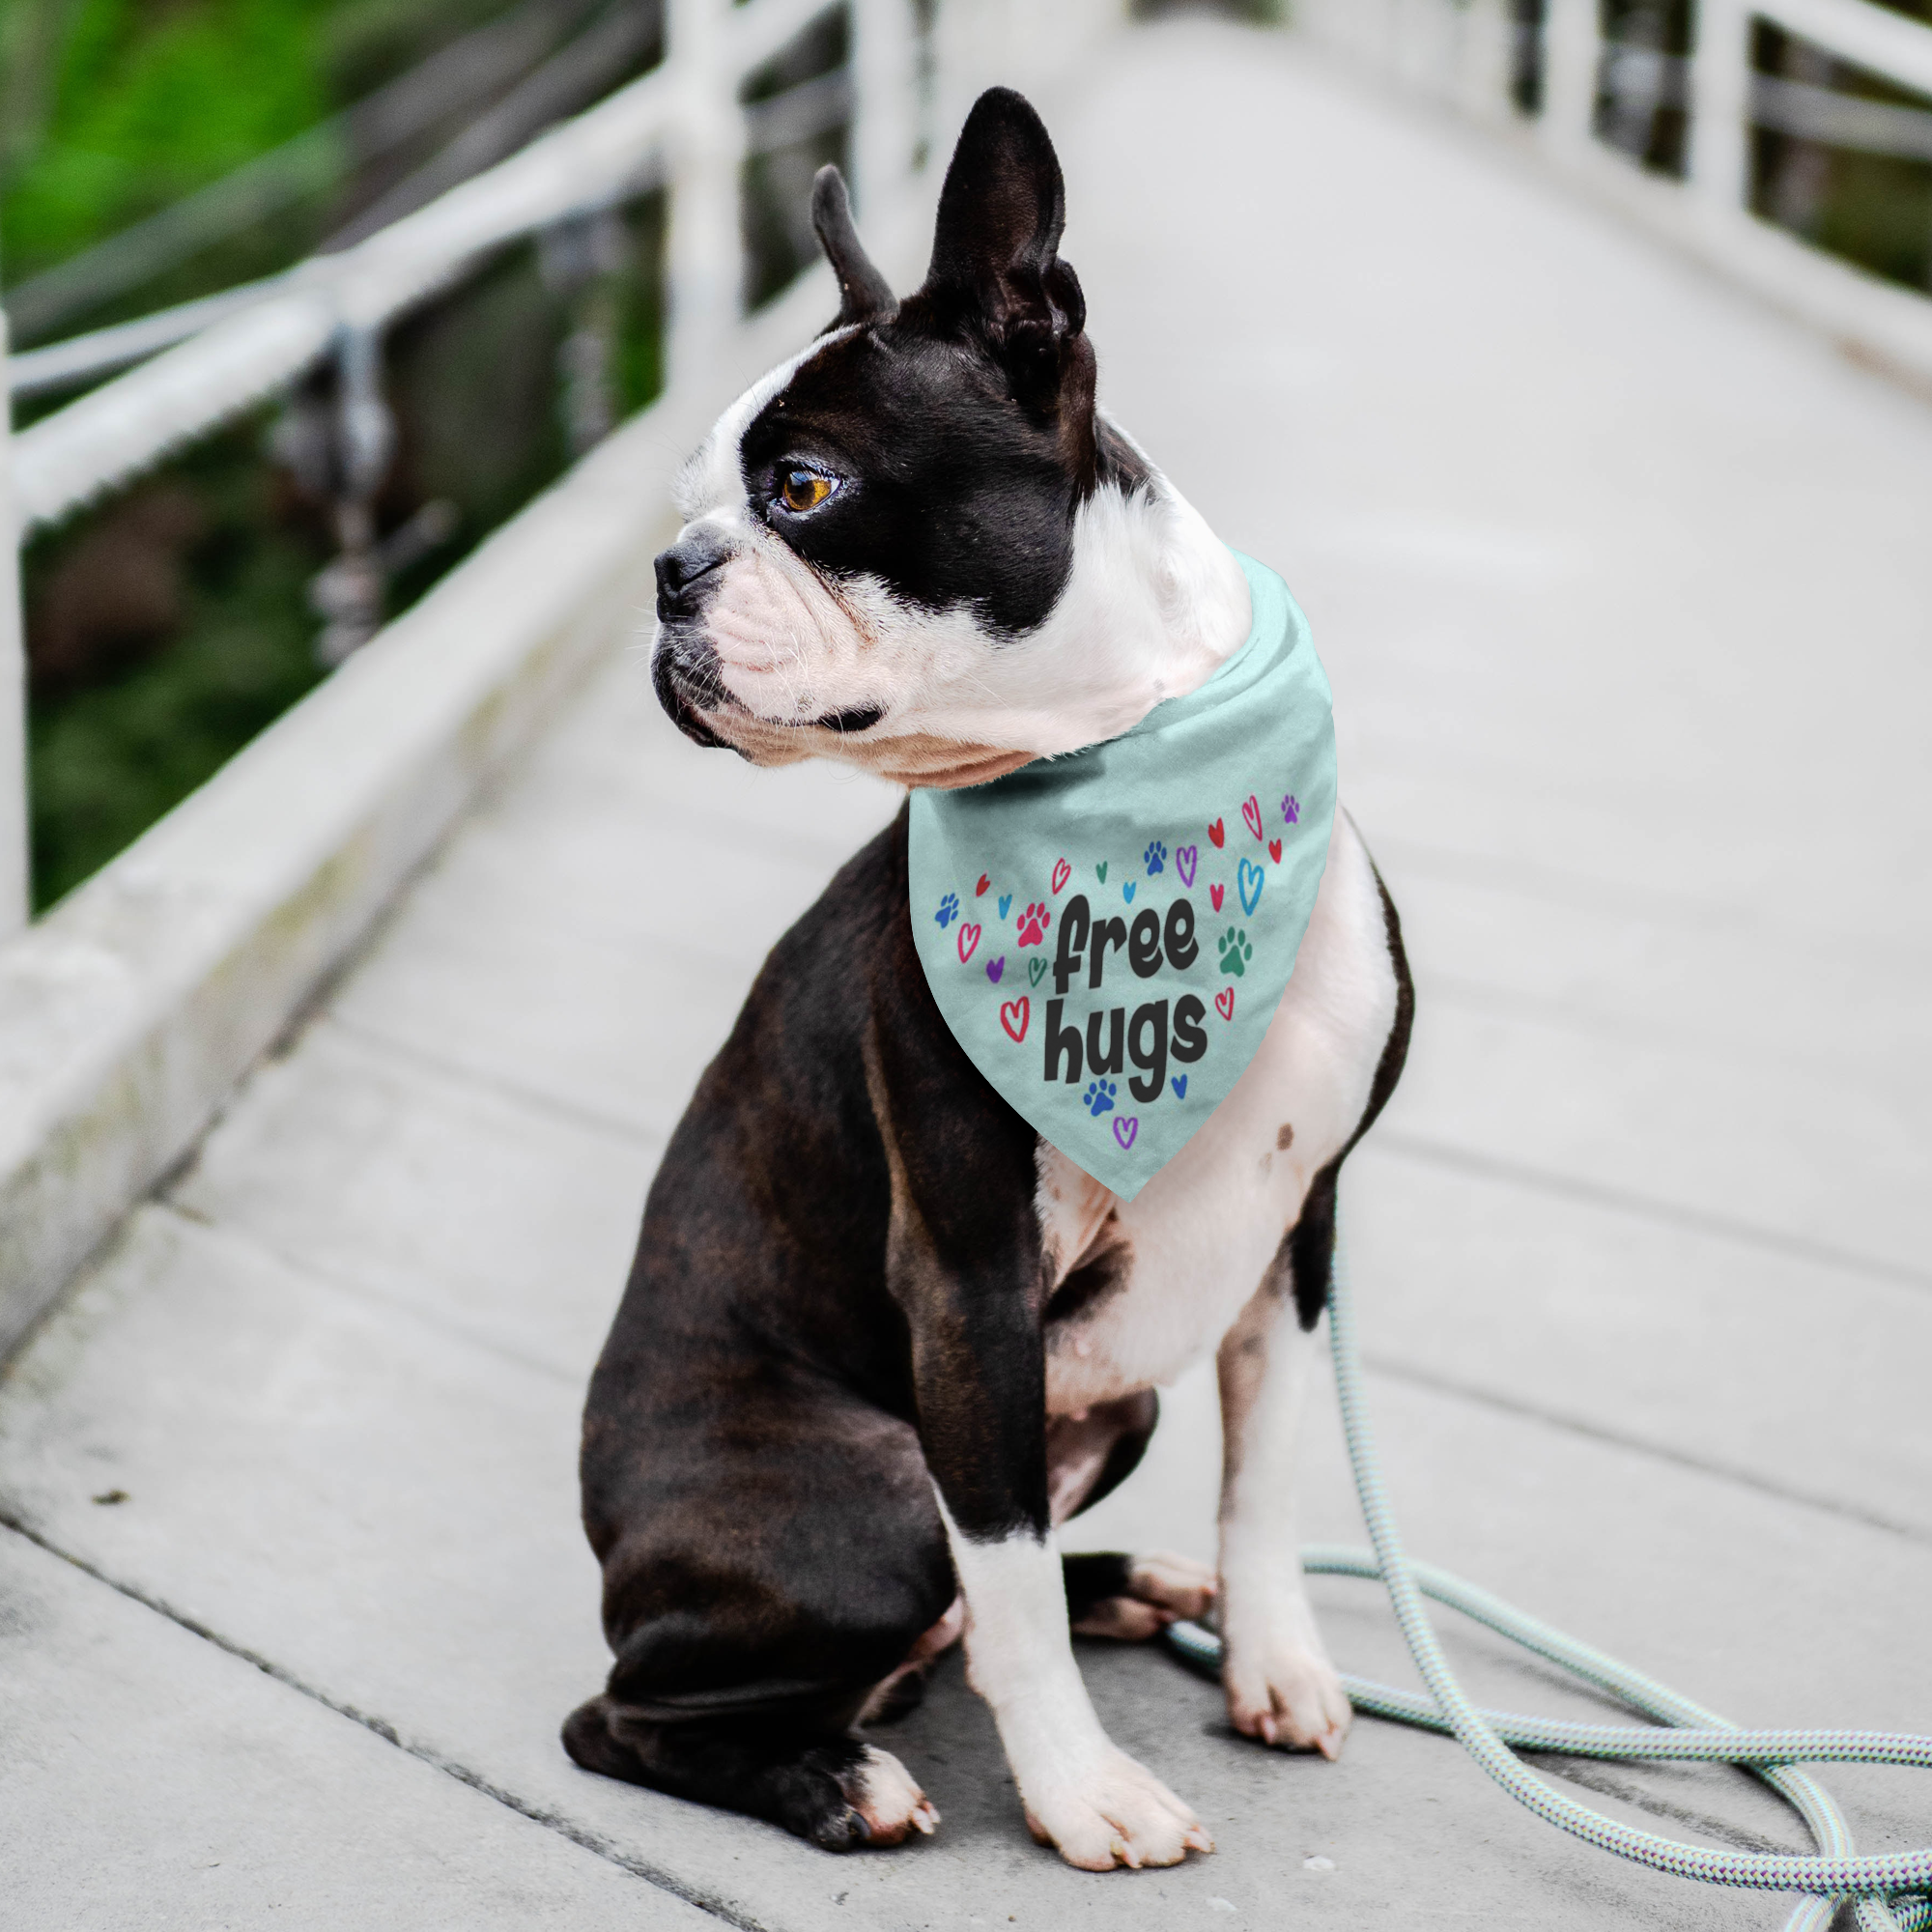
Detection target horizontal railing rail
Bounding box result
[1293,0,1932,386]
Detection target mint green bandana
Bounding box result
[907,554,1337,1200]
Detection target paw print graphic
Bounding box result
[934,893,960,930]
[1083,1079,1118,1118]
[1218,927,1253,978]
[1281,794,1300,826]
[1143,839,1168,875]
[1016,902,1052,947]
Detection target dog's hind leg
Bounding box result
[562,1697,938,1850]
[570,1377,954,1850]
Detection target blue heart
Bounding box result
[1171,1074,1187,1099]
[1122,880,1136,903]
[1237,857,1264,916]
[998,894,1012,920]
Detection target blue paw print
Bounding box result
[934,893,959,929]
[1143,839,1168,875]
[1082,1078,1117,1118]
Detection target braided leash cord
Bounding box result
[1163,1219,1932,1932]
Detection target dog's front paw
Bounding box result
[810,1744,940,1851]
[1021,1747,1212,1871]
[1223,1636,1351,1759]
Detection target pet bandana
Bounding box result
[908,553,1336,1199]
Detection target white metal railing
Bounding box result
[1293,0,1932,373]
[0,0,993,939]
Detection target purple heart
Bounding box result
[986,955,1005,983]
[1113,1116,1139,1150]
[1176,843,1198,888]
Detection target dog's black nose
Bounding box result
[655,531,732,621]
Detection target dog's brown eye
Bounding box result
[779,469,834,513]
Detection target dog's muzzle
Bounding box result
[651,532,735,748]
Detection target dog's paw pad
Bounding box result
[1143,839,1167,874]
[935,893,959,929]
[1081,1078,1118,1118]
[1217,927,1252,977]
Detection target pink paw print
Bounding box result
[1016,902,1051,947]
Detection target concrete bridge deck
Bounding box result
[3,15,1930,1927]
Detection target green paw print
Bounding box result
[1218,926,1252,978]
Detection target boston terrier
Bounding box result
[563,87,1412,1870]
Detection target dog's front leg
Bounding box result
[1215,1217,1352,1758]
[883,1171,1209,1867]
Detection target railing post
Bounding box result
[0,312,29,935]
[665,0,741,391]
[1541,0,1602,155]
[1688,0,1752,220]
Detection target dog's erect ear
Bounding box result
[811,165,895,327]
[922,87,1087,402]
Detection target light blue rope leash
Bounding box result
[1163,1216,1932,1931]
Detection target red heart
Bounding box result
[1000,996,1030,1043]
[975,874,990,896]
[1209,884,1225,912]
[1051,858,1071,895]
[1208,819,1225,849]
[957,923,980,964]
[1215,987,1236,1021]
[1268,838,1282,864]
[1242,795,1264,841]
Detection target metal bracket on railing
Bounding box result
[307,325,398,668]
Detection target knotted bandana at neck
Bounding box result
[908,554,1337,1200]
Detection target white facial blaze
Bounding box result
[661,344,1255,770]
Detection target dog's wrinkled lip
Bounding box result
[652,634,731,750]
[810,705,883,735]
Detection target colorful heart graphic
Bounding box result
[1237,857,1264,916]
[1208,818,1226,849]
[1171,1074,1188,1099]
[1268,838,1283,865]
[976,874,990,897]
[1122,880,1136,903]
[1051,858,1071,895]
[1215,986,1236,1021]
[1176,844,1198,888]
[1029,956,1047,987]
[998,894,1012,920]
[1095,861,1109,884]
[1001,997,1030,1043]
[986,956,1005,983]
[957,923,980,964]
[1113,1116,1139,1151]
[1242,795,1264,841]
[1210,883,1226,913]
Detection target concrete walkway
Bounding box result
[4,16,1930,1927]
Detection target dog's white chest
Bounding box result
[1037,813,1398,1415]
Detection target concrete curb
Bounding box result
[0,270,833,1360]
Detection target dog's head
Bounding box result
[652,87,1249,787]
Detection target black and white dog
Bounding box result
[564,88,1412,1871]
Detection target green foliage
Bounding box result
[1,0,331,281]
[23,414,329,908]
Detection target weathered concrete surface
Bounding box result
[0,1520,723,1929]
[3,14,1929,1927]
